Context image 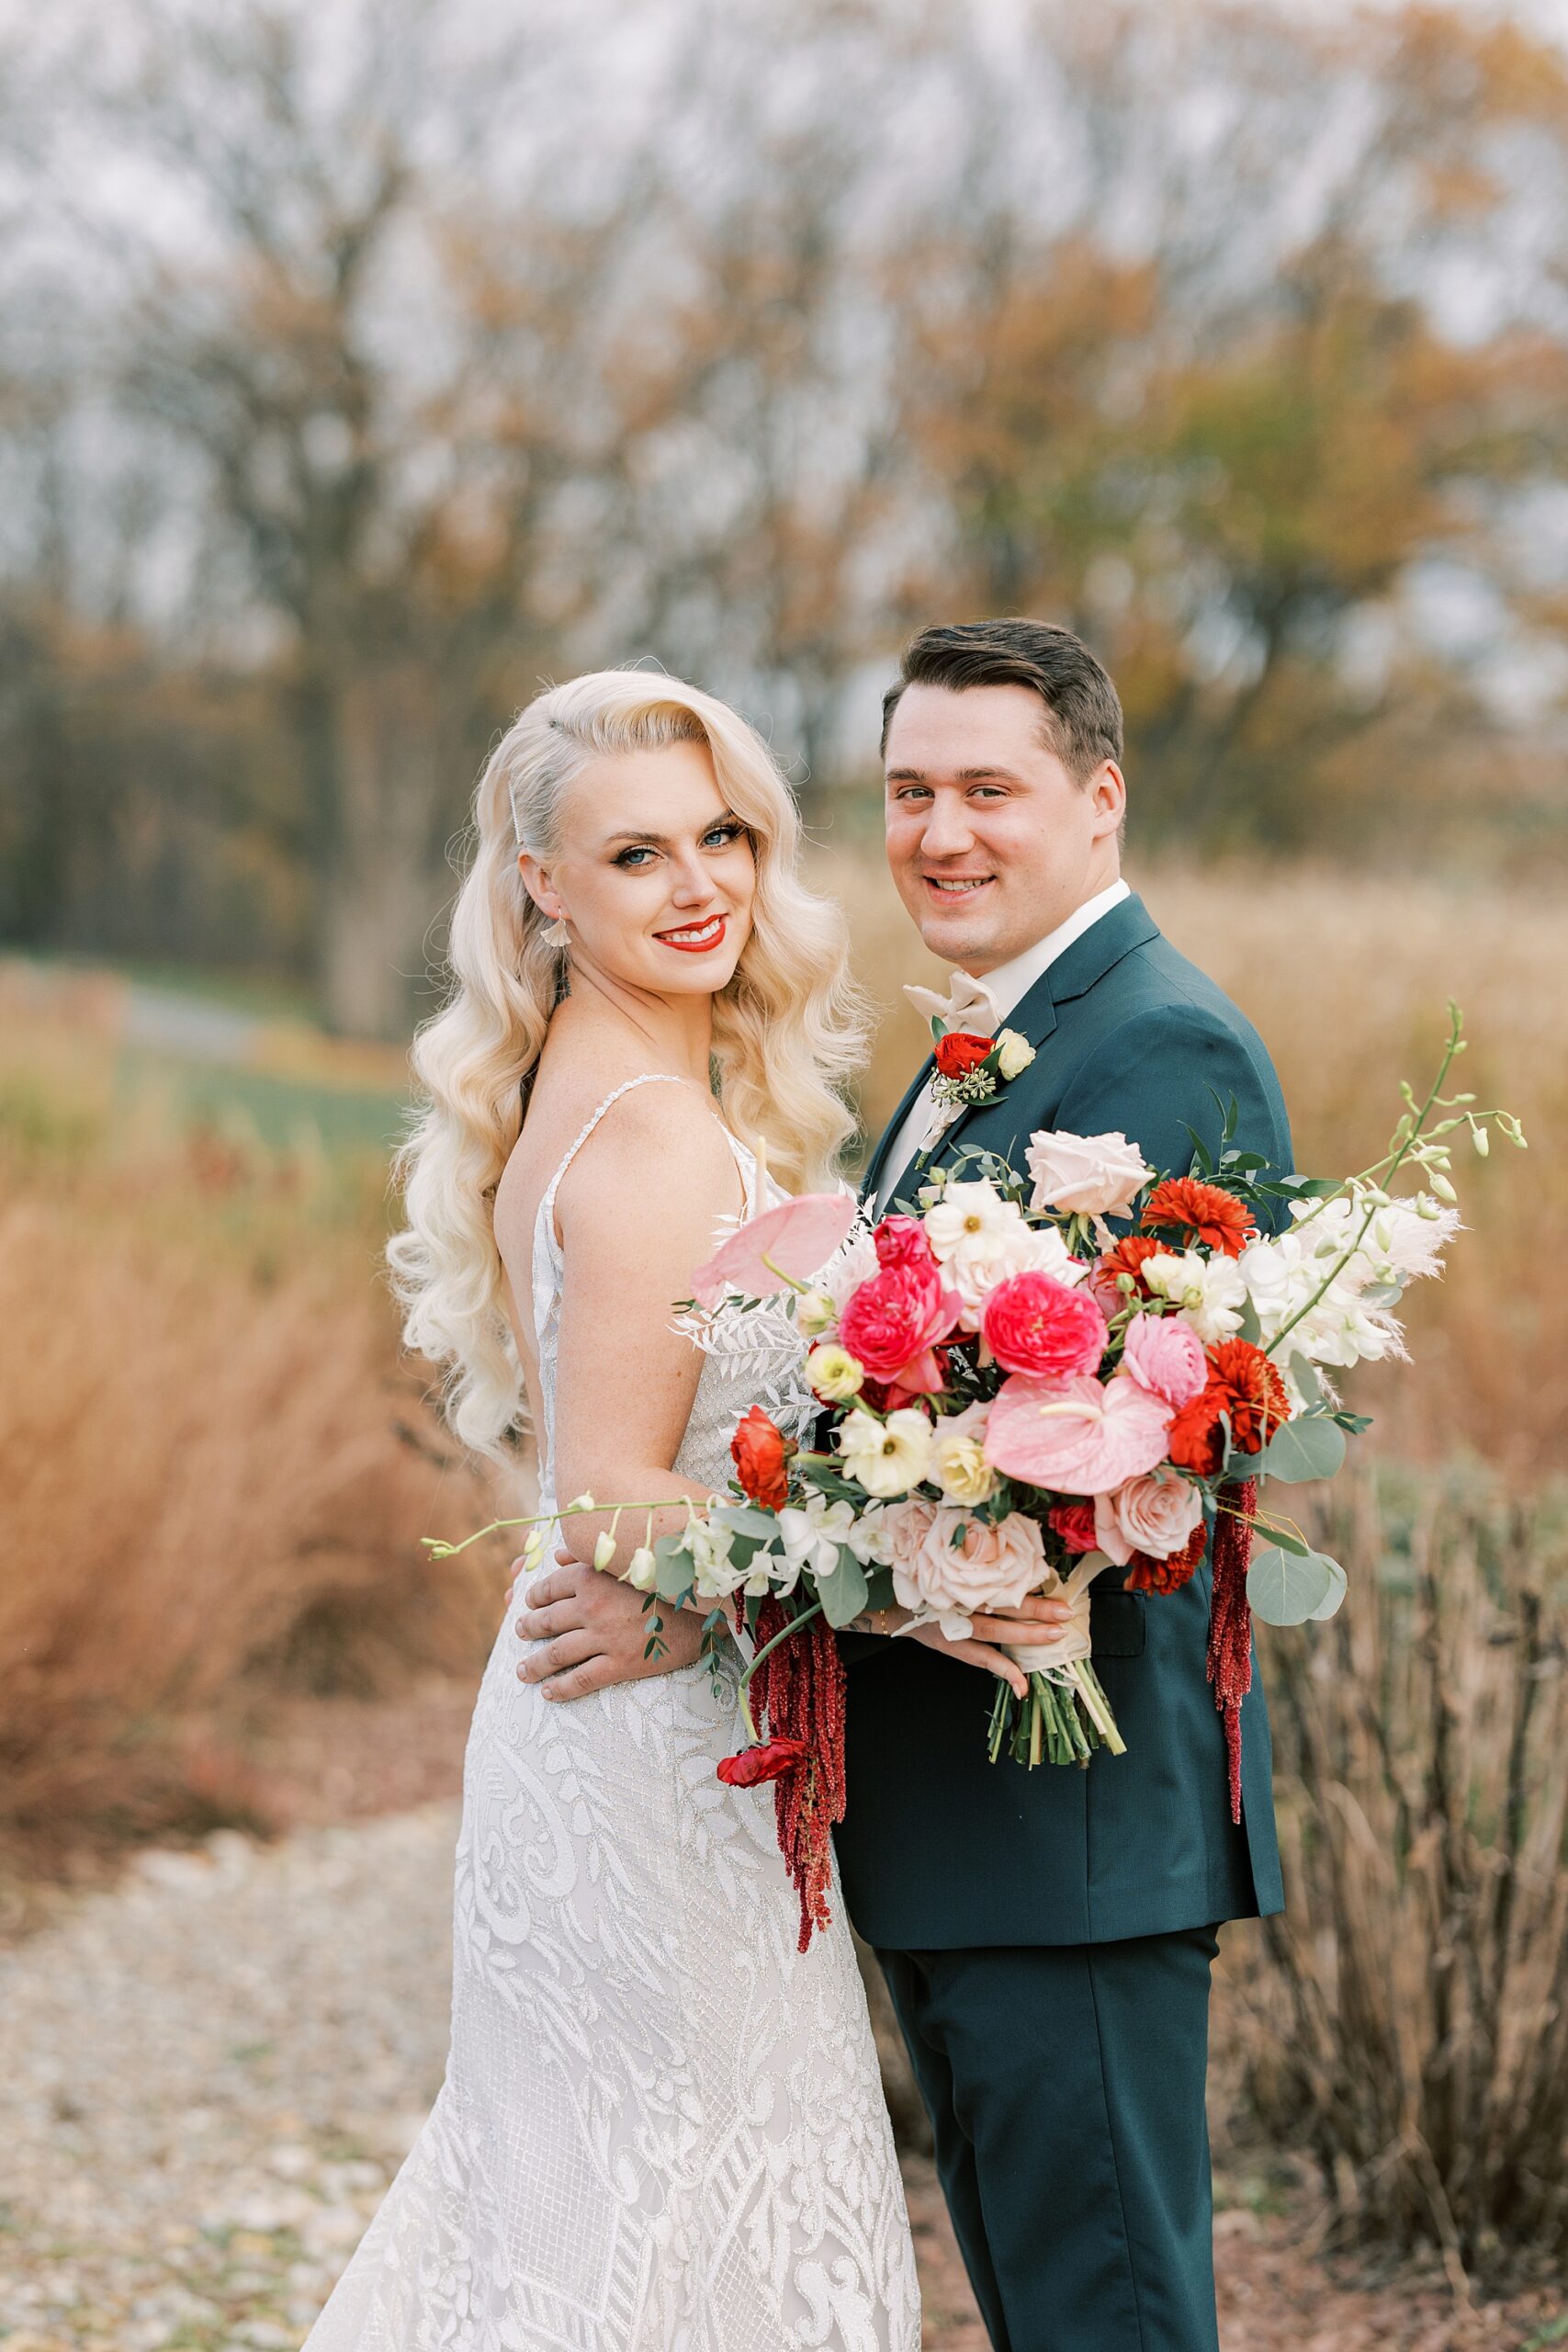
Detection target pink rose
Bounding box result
[1048,1500,1100,1555]
[886,1496,1046,1630]
[1119,1313,1207,1408]
[982,1272,1108,1380]
[1093,1467,1204,1566]
[984,1368,1174,1496]
[874,1215,939,1274]
[838,1261,962,1394]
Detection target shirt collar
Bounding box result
[970,877,1132,1026]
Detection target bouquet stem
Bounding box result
[987,1661,1125,1769]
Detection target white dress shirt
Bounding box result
[874,877,1132,1214]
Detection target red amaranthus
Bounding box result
[748,1597,848,1951]
[1207,1480,1257,1824]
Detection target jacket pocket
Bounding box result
[1089,1589,1146,1659]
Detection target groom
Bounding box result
[836,617,1290,2352]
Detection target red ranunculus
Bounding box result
[716,1736,808,1787]
[1048,1500,1100,1555]
[1140,1177,1257,1260]
[730,1405,793,1510]
[874,1214,938,1273]
[1168,1339,1291,1475]
[838,1261,962,1393]
[933,1031,994,1080]
[1124,1518,1209,1594]
[982,1272,1108,1380]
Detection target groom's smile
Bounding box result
[884,680,1124,976]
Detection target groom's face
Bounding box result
[883,683,1122,974]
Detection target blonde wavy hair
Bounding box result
[388,668,870,1461]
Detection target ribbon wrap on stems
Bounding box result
[995,1551,1127,1762]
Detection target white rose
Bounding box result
[805,1341,865,1400]
[1142,1247,1246,1343]
[930,1400,997,1505]
[836,1406,933,1498]
[1025,1128,1154,1217]
[1093,1468,1203,1567]
[995,1029,1036,1080]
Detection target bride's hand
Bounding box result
[872,1592,1077,1702]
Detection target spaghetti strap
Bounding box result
[537,1072,706,1253]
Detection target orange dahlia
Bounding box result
[1140,1176,1257,1259]
[1168,1339,1291,1476]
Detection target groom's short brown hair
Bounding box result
[881,618,1124,783]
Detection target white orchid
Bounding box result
[1141,1247,1247,1343]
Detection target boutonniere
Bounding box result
[928,1021,1036,1116]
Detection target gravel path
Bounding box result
[0,1810,460,2352]
[0,1808,983,2352]
[3,1808,1558,2352]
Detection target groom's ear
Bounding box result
[1088,761,1127,844]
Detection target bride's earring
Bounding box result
[543,915,570,949]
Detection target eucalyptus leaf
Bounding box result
[716,1504,783,1542]
[816,1546,869,1628]
[1247,1544,1337,1626]
[1288,1353,1324,1407]
[1237,1292,1262,1346]
[1359,1281,1405,1308]
[1257,1416,1347,1484]
[1307,1557,1348,1621]
[654,1546,696,1603]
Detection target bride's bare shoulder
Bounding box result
[493,1066,736,1265]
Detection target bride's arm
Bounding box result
[496,1085,744,1701]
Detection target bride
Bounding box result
[302,671,921,2351]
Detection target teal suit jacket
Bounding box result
[833,892,1290,1949]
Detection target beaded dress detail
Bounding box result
[303,1075,919,2352]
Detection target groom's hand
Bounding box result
[513,1553,703,1698]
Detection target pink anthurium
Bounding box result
[691,1191,858,1308]
[984,1369,1174,1496]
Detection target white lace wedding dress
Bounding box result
[303,1075,919,2352]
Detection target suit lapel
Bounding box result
[863,897,1163,1207]
[909,895,1163,1179]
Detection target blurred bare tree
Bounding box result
[2,0,1565,1023]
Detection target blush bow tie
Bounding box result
[902,969,1001,1035]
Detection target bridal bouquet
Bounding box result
[431,1010,1519,1948]
[641,1006,1518,1942]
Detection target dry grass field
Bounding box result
[2,856,1559,1867]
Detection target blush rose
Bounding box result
[886,1496,1046,1632]
[1092,1467,1204,1566]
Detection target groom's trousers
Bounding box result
[877,1928,1221,2352]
